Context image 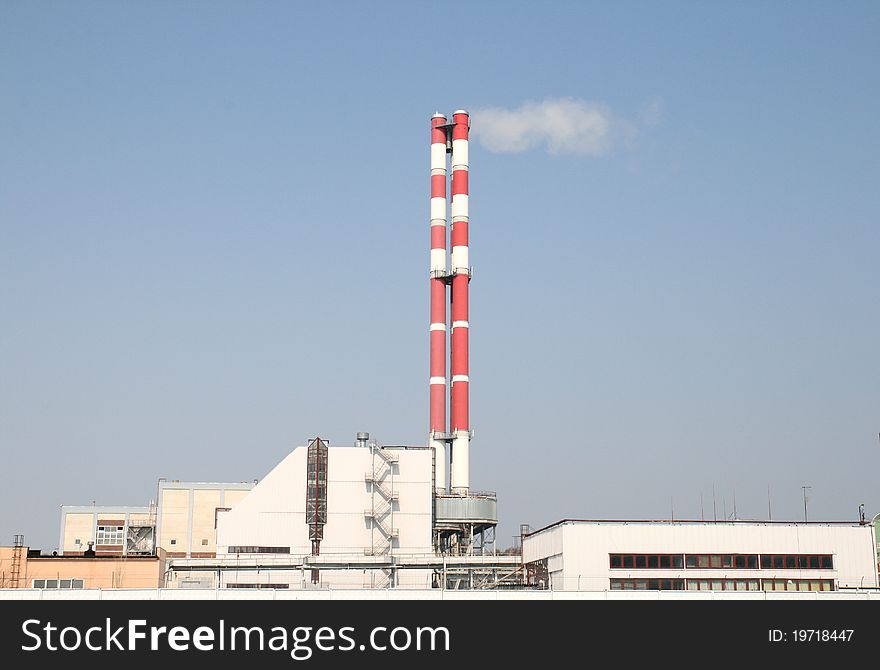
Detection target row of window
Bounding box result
[227,546,291,554]
[760,555,833,570]
[610,578,835,592]
[225,583,290,589]
[610,579,685,591]
[33,579,84,589]
[609,553,834,570]
[763,579,835,592]
[610,555,685,569]
[686,555,759,569]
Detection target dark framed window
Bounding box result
[609,554,684,570]
[228,546,290,554]
[759,554,833,570]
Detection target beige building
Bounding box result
[58,506,153,556]
[1,545,165,589]
[59,480,253,558]
[156,480,252,558]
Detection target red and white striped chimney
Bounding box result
[429,109,471,494]
[429,113,448,492]
[449,110,470,493]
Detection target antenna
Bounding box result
[802,485,812,523]
[712,484,717,522]
[767,485,772,521]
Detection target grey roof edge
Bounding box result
[524,518,869,537]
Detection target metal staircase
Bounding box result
[365,442,398,586]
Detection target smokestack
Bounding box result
[429,113,448,492]
[449,110,470,493]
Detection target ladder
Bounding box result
[10,535,24,589]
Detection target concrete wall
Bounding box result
[523,521,879,591]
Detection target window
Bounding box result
[759,555,833,570]
[685,579,761,591]
[226,583,290,589]
[609,554,684,570]
[95,526,124,545]
[610,579,684,591]
[201,539,209,546]
[685,554,760,570]
[170,539,177,545]
[32,579,83,590]
[762,579,834,592]
[74,539,81,546]
[228,546,291,554]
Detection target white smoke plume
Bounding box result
[471,97,637,156]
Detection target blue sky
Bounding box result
[1,1,878,548]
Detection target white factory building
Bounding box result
[522,519,879,592]
[213,439,435,588]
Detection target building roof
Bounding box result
[524,518,870,537]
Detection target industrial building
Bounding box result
[2,110,879,596]
[0,538,165,590]
[58,481,254,558]
[522,520,879,592]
